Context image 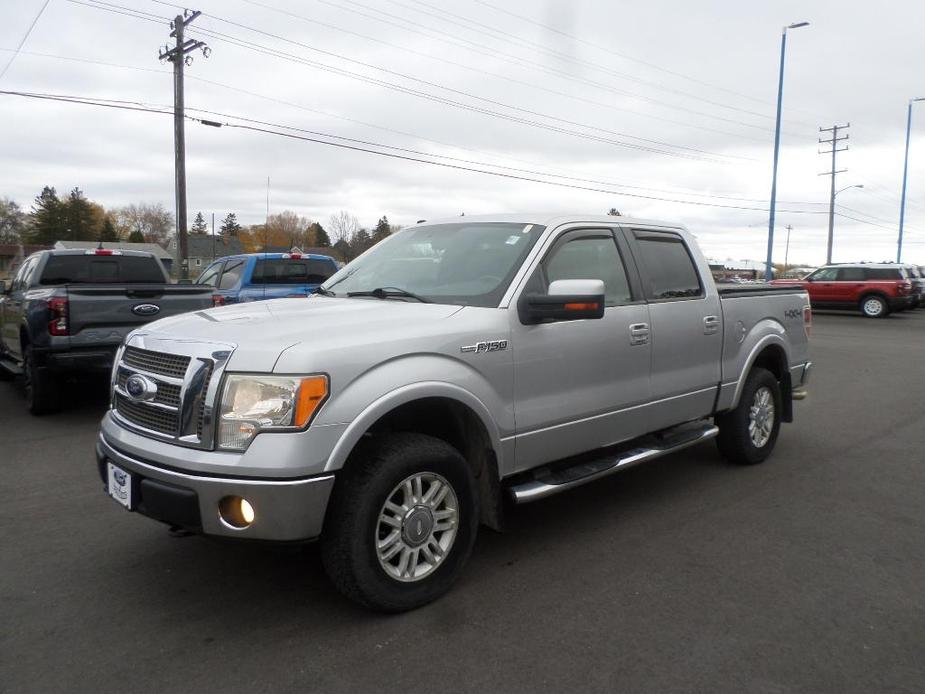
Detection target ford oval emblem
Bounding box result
[132,303,161,316]
[125,374,157,402]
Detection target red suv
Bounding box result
[773,263,914,318]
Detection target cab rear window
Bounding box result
[39,255,165,284]
[250,258,336,285]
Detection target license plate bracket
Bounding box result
[107,462,133,510]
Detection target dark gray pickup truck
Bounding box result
[0,248,217,414]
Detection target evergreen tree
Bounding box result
[128,229,145,243]
[309,221,331,247]
[100,217,119,242]
[63,188,97,241]
[220,212,241,237]
[190,211,208,235]
[29,186,65,244]
[607,208,621,216]
[372,215,392,245]
[351,228,372,256]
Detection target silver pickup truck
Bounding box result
[96,215,811,611]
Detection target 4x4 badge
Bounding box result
[461,339,508,354]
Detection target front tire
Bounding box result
[860,295,889,318]
[321,432,479,612]
[715,367,782,465]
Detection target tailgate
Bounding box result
[65,284,214,347]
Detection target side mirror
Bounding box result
[519,279,606,325]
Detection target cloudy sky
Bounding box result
[1,0,924,265]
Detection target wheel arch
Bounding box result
[729,336,793,423]
[325,383,506,530]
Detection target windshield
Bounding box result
[322,222,546,307]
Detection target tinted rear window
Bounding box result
[633,231,703,299]
[865,268,902,280]
[39,255,165,284]
[251,258,336,285]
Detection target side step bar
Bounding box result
[508,422,719,504]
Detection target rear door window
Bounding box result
[837,267,865,281]
[632,231,703,300]
[218,259,245,290]
[251,258,337,285]
[865,268,902,280]
[39,255,166,284]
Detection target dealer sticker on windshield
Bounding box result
[107,462,132,510]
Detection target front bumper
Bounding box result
[97,434,334,541]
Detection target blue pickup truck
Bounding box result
[196,252,339,304]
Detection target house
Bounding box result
[53,240,175,275]
[0,243,52,278]
[167,235,244,273]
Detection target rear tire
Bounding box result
[715,367,782,465]
[23,345,60,415]
[859,295,889,318]
[321,432,479,612]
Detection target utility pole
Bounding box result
[159,11,209,280]
[819,123,850,265]
[211,211,215,262]
[784,224,792,269]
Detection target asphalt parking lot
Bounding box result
[2,312,924,693]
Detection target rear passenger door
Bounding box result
[625,228,722,428]
[834,266,866,305]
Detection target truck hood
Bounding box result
[135,297,464,371]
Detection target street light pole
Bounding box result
[828,183,864,264]
[765,21,809,281]
[897,97,924,263]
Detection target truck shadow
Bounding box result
[110,440,732,626]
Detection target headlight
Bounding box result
[217,374,328,451]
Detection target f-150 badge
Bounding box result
[461,339,508,354]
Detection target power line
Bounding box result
[187,23,741,163]
[0,47,828,206]
[415,0,811,127]
[1,88,830,214]
[230,0,773,146]
[312,0,809,140]
[72,0,746,163]
[0,0,51,81]
[471,0,820,123]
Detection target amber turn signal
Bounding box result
[294,376,329,427]
[564,302,599,311]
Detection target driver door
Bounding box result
[510,227,652,474]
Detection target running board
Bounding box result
[508,422,719,504]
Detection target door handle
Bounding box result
[703,315,720,335]
[629,322,649,346]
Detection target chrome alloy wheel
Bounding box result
[863,298,884,317]
[376,472,459,582]
[748,386,775,448]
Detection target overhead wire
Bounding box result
[0,88,830,214]
[310,0,809,140]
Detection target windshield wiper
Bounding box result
[312,286,336,297]
[347,287,431,303]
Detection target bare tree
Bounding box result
[329,210,359,246]
[114,203,174,245]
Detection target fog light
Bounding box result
[219,496,255,529]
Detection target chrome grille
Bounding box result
[196,362,214,438]
[117,371,181,408]
[115,394,179,435]
[122,346,190,378]
[112,337,234,449]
